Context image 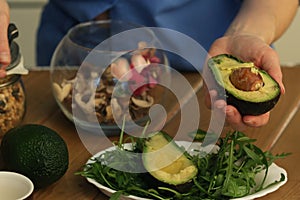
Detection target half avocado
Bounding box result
[142,132,198,186]
[207,54,280,116]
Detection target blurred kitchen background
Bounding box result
[8,0,300,67]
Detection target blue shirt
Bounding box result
[37,0,242,69]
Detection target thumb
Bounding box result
[260,49,285,94]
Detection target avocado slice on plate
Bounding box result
[142,132,198,186]
[207,54,281,116]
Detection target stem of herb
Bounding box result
[158,187,182,198]
[97,165,115,189]
[128,186,166,200]
[141,120,150,137]
[118,116,126,149]
[193,177,211,196]
[223,133,234,189]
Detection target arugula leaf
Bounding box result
[76,130,290,200]
[110,191,123,200]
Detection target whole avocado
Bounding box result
[0,124,69,188]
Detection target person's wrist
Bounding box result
[224,14,276,45]
[225,27,275,45]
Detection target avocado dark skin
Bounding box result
[226,91,280,116]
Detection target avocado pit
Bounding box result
[229,67,264,91]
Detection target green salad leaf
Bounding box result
[76,129,290,200]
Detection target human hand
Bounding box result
[0,0,11,77]
[204,34,284,131]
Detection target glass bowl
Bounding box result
[50,20,170,135]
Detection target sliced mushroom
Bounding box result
[94,97,106,106]
[95,92,107,100]
[55,41,163,124]
[105,105,113,120]
[62,83,72,99]
[131,95,154,108]
[96,111,105,123]
[52,83,62,101]
[53,82,72,102]
[106,85,114,94]
[74,92,94,113]
[73,73,87,93]
[61,77,76,87]
[96,86,105,94]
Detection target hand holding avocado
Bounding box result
[205,34,284,131]
[203,0,296,130]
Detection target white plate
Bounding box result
[85,141,287,200]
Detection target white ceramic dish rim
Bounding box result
[86,141,287,200]
[0,171,34,200]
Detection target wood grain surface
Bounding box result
[0,66,299,200]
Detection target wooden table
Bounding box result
[1,66,300,199]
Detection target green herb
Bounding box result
[76,129,289,200]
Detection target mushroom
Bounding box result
[74,92,95,113]
[53,82,72,102]
[131,95,154,108]
[105,105,113,120]
[106,86,114,94]
[94,96,106,106]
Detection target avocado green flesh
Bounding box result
[222,69,280,102]
[142,132,198,186]
[209,55,280,103]
[208,54,281,115]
